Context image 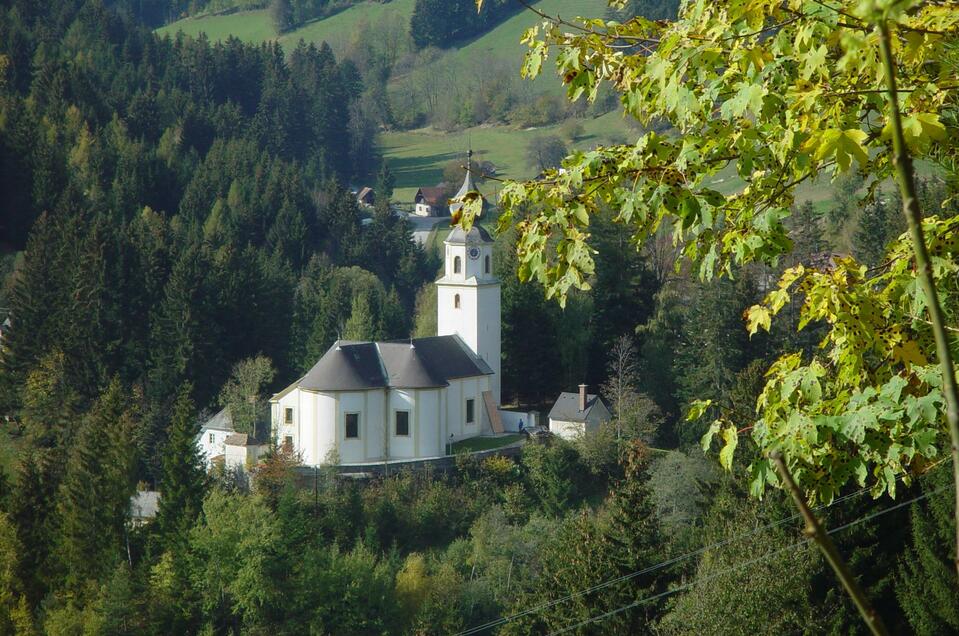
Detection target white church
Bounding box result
[269,161,506,466]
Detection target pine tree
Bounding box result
[896,467,959,634]
[156,383,206,549]
[0,213,67,412]
[56,379,137,591]
[600,443,663,631]
[852,191,903,268]
[375,161,395,202]
[343,292,377,341]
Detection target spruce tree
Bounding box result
[0,213,67,412]
[156,383,206,549]
[56,379,137,591]
[896,467,959,634]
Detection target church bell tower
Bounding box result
[436,152,501,403]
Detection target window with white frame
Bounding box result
[284,407,293,424]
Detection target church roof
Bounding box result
[446,225,493,244]
[377,342,447,388]
[300,341,387,391]
[449,149,489,216]
[280,334,492,396]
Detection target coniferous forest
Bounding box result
[1,0,958,634]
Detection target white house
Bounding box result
[197,407,269,470]
[197,407,235,468]
[271,161,502,466]
[413,186,446,216]
[548,385,612,440]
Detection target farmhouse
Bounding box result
[548,385,612,440]
[413,186,447,216]
[271,165,502,466]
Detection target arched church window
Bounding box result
[454,294,461,309]
[454,256,461,274]
[484,254,490,274]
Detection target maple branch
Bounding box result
[878,18,959,579]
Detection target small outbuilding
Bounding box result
[130,490,160,526]
[224,432,269,470]
[548,384,611,440]
[357,186,375,207]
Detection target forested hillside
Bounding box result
[0,0,433,513]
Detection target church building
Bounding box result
[270,159,502,466]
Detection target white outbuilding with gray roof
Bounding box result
[548,385,612,440]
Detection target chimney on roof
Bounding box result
[578,384,587,412]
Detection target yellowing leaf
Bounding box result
[746,305,772,335]
[893,340,928,367]
[719,425,738,471]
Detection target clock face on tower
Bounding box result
[467,246,480,260]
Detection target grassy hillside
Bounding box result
[382,111,633,203]
[157,1,862,215]
[158,0,604,56]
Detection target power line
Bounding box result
[546,485,948,636]
[456,461,948,636]
[454,482,875,636]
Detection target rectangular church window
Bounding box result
[466,399,475,424]
[395,411,410,436]
[345,413,359,439]
[284,407,293,424]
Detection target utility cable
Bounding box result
[546,485,948,636]
[456,480,875,636]
[456,461,947,636]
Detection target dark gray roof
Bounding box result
[377,342,447,388]
[449,168,478,215]
[201,407,234,432]
[548,392,609,423]
[397,335,494,380]
[447,225,493,244]
[449,149,490,216]
[300,341,387,391]
[281,335,492,394]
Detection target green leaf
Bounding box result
[700,418,720,453]
[719,426,738,471]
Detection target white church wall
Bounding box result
[443,376,489,442]
[416,389,441,457]
[335,391,384,464]
[304,390,325,465]
[388,390,415,459]
[476,284,501,403]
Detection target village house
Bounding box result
[413,186,447,216]
[197,407,270,470]
[548,385,612,440]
